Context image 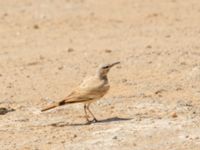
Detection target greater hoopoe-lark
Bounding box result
[41,61,120,123]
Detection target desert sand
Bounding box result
[0,0,200,149]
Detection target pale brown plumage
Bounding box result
[41,61,120,123]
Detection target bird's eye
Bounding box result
[103,66,109,69]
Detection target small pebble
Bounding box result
[171,112,178,118]
[73,134,77,138]
[68,48,74,52]
[33,24,39,29]
[165,35,171,38]
[146,45,152,49]
[47,141,52,144]
[27,61,39,66]
[39,55,44,60]
[122,79,127,83]
[58,66,63,70]
[52,135,56,139]
[3,13,8,17]
[105,49,112,53]
[116,66,121,69]
[7,85,12,88]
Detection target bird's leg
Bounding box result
[86,103,98,122]
[84,104,91,123]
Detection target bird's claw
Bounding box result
[85,118,98,125]
[92,118,98,123]
[85,121,92,125]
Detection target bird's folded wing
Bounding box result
[58,89,95,105]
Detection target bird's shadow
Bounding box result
[50,117,132,127]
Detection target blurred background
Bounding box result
[0,0,200,149]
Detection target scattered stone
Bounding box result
[33,24,39,29]
[15,118,29,122]
[157,116,162,120]
[0,107,15,115]
[151,13,159,17]
[112,136,118,140]
[175,87,182,91]
[73,134,77,138]
[27,61,39,66]
[58,66,63,70]
[105,49,112,53]
[61,140,65,143]
[7,85,12,88]
[116,65,121,69]
[0,108,7,115]
[47,141,52,144]
[180,62,187,65]
[171,112,178,118]
[3,13,8,17]
[52,135,56,139]
[146,45,152,49]
[165,35,171,38]
[155,89,166,95]
[39,55,45,60]
[67,48,74,52]
[121,79,127,83]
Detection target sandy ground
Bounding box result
[1,0,200,149]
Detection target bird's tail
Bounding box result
[41,100,67,112]
[41,103,59,112]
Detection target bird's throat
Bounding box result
[98,73,108,81]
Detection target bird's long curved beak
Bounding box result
[109,61,120,67]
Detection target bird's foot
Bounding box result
[85,117,92,125]
[91,118,98,123]
[85,118,98,125]
[85,121,92,125]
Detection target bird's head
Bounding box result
[97,61,120,79]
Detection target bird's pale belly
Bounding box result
[85,85,110,103]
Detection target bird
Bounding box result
[41,61,120,123]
